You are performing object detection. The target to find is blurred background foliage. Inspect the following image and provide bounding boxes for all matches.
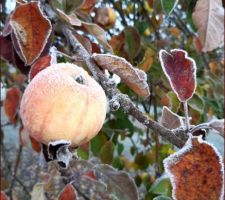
[1,0,224,199]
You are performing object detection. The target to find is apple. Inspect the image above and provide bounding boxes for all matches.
[20,63,107,147]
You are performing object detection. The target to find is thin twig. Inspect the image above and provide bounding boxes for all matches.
[62,25,188,148]
[183,101,190,131]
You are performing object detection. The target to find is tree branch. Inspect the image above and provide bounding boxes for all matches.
[61,25,188,148]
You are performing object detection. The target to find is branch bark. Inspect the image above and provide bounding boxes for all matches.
[61,25,188,148]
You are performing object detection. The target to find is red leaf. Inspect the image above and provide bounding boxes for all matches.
[159,49,196,102]
[0,36,14,63]
[0,191,9,200]
[4,86,21,124]
[30,136,41,153]
[10,2,52,65]
[29,55,52,80]
[58,184,77,200]
[164,137,224,200]
[83,170,97,180]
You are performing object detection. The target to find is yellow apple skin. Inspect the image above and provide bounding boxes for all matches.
[20,63,107,147]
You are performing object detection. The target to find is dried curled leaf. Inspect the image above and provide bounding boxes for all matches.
[92,54,150,97]
[160,106,183,129]
[4,86,21,124]
[10,2,52,65]
[159,49,196,102]
[192,0,224,52]
[164,136,224,200]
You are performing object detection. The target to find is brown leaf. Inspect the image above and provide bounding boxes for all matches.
[29,55,52,81]
[0,191,9,200]
[160,106,183,129]
[74,33,92,54]
[58,184,77,200]
[193,36,202,54]
[164,136,224,200]
[57,9,81,26]
[79,0,97,14]
[192,0,224,52]
[10,2,52,65]
[30,136,41,153]
[4,86,21,124]
[82,21,112,52]
[92,54,150,97]
[138,48,154,72]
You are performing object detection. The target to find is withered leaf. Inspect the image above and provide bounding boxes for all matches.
[160,106,183,129]
[94,164,138,200]
[10,2,52,65]
[82,21,112,52]
[4,86,21,124]
[57,9,81,26]
[92,53,150,97]
[159,49,196,102]
[164,136,224,200]
[192,0,224,52]
[58,184,78,200]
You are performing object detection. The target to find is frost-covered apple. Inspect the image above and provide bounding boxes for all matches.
[20,63,107,147]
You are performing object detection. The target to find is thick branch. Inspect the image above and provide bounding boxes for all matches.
[62,25,188,148]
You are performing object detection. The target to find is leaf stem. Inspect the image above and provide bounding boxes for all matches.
[183,101,190,131]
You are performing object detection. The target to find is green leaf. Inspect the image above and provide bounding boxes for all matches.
[153,195,172,200]
[99,141,115,164]
[117,143,124,155]
[134,152,151,170]
[51,0,83,13]
[161,0,179,15]
[150,176,172,196]
[188,94,204,113]
[167,91,180,113]
[91,132,107,156]
[124,27,141,59]
[77,146,89,160]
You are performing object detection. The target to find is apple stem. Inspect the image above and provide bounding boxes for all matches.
[183,101,190,131]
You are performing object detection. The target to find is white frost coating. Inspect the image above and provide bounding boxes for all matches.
[10,1,52,65]
[163,136,224,200]
[92,53,150,95]
[49,46,57,65]
[48,140,71,146]
[159,49,197,102]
